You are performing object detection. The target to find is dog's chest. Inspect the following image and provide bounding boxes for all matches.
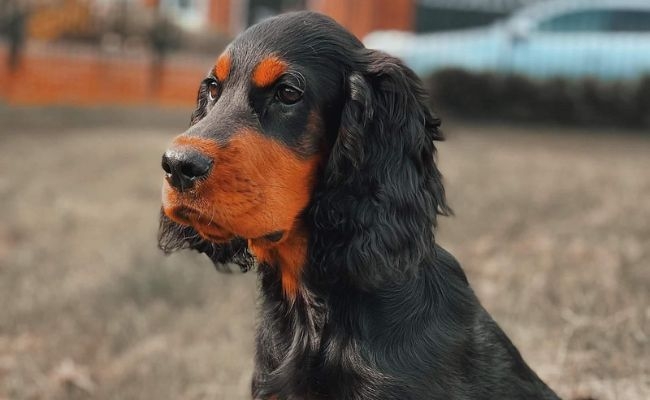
[256,293,386,399]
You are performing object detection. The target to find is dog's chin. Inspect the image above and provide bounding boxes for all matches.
[158,210,255,272]
[195,236,256,273]
[164,205,230,236]
[194,224,235,244]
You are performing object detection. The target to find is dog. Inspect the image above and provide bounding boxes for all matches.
[158,11,561,400]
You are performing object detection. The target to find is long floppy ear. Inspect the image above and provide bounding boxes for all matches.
[158,210,255,273]
[313,50,452,289]
[325,71,374,181]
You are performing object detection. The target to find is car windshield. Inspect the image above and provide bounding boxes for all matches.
[537,8,650,33]
[610,10,650,32]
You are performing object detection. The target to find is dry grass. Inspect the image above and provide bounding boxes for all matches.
[0,109,648,399]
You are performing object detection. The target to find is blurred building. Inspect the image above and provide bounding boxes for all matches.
[147,0,548,38]
[12,0,552,42]
[155,0,416,39]
[106,0,415,38]
[19,0,414,39]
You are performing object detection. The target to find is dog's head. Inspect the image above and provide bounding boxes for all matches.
[158,12,450,281]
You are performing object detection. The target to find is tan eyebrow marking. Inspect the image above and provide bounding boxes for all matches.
[214,52,231,82]
[252,56,288,88]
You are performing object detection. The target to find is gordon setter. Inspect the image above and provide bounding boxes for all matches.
[158,11,561,400]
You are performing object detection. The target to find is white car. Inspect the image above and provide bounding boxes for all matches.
[365,0,650,81]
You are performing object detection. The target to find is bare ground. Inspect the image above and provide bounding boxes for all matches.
[0,109,648,400]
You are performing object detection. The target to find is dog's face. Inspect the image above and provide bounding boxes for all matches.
[159,12,449,278]
[159,12,357,269]
[161,52,328,242]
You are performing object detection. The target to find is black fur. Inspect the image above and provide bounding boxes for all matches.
[159,11,561,400]
[158,211,253,272]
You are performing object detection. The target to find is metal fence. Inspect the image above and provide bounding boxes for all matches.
[2,0,649,127]
[0,0,231,106]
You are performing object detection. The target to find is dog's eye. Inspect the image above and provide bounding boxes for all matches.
[207,81,221,101]
[275,85,302,105]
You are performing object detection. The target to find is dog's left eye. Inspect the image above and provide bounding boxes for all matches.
[275,85,303,105]
[207,81,221,101]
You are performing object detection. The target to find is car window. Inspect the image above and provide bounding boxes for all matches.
[610,10,650,32]
[537,9,611,32]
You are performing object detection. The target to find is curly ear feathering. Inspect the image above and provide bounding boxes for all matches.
[310,49,452,291]
[157,11,561,400]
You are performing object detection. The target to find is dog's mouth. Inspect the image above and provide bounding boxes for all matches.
[161,175,264,243]
[166,205,235,243]
[158,210,255,273]
[164,204,287,245]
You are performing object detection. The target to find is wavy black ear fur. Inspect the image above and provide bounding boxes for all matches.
[158,210,255,272]
[310,49,452,290]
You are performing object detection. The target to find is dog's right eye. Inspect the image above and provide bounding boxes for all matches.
[275,84,303,105]
[207,81,221,101]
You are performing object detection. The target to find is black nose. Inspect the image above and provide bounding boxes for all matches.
[161,149,213,191]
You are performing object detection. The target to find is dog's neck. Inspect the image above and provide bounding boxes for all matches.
[247,167,441,301]
[248,223,309,299]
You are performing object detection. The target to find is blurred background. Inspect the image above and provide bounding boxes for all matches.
[0,0,648,399]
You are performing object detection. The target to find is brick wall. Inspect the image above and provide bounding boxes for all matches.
[208,0,232,33]
[0,46,208,106]
[0,0,416,106]
[310,0,414,39]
